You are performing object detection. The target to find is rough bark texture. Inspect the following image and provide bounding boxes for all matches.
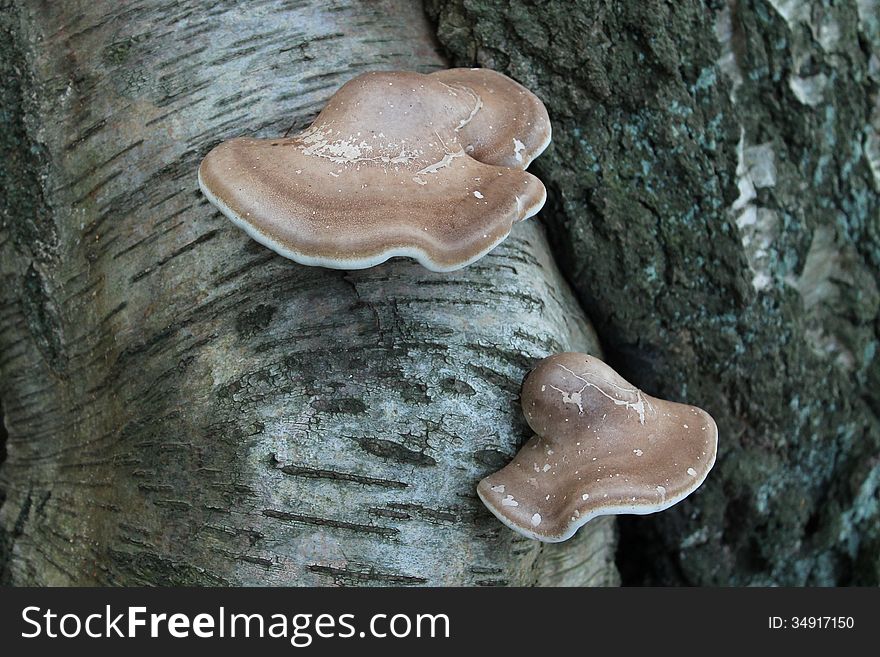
[0,0,619,586]
[428,0,880,585]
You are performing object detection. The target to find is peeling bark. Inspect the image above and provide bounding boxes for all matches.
[0,0,618,586]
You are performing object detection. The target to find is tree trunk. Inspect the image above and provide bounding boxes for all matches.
[429,0,880,585]
[0,0,618,585]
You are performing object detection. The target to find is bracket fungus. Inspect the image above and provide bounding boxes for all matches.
[477,353,718,542]
[198,68,551,271]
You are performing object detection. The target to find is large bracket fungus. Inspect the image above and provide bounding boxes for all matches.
[198,68,551,271]
[478,353,718,542]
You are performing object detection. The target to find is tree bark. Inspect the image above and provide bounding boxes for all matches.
[0,0,618,585]
[428,0,880,585]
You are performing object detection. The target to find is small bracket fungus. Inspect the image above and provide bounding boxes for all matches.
[477,353,718,542]
[198,68,551,271]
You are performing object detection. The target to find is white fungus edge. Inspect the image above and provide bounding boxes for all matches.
[199,169,546,273]
[518,122,552,169]
[476,413,718,543]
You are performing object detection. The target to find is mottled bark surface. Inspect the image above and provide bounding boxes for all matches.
[0,0,618,585]
[428,0,879,585]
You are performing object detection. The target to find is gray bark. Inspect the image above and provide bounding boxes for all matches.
[428,0,880,585]
[0,0,618,585]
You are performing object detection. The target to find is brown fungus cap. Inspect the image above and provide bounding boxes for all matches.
[198,69,550,271]
[430,68,551,168]
[477,352,718,542]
